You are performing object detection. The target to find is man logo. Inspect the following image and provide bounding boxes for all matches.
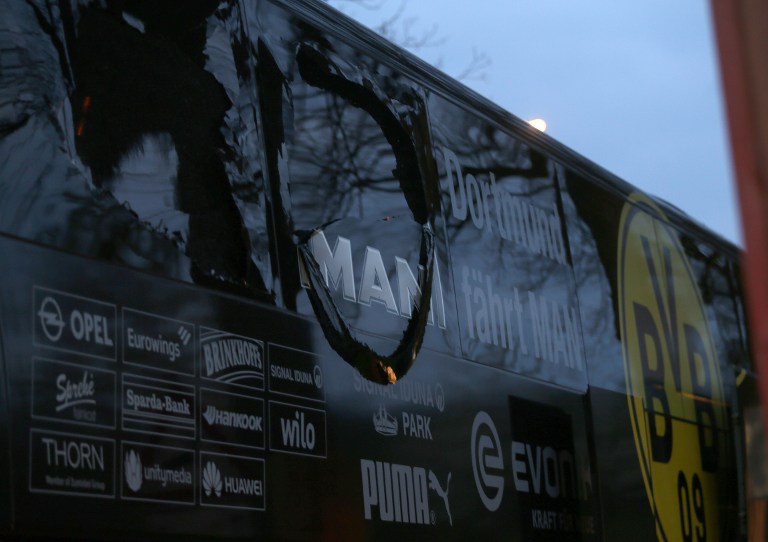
[124,449,143,492]
[470,411,504,511]
[202,461,222,497]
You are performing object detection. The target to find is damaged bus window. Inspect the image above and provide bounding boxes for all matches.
[256,34,441,383]
[1,0,273,298]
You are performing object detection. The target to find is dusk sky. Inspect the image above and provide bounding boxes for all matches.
[328,0,741,245]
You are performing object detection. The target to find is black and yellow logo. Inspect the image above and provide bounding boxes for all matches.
[618,193,727,541]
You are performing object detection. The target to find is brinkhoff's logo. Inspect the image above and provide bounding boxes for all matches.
[201,328,264,386]
[360,459,452,526]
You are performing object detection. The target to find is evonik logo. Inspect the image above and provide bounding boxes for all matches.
[471,411,504,511]
[360,459,452,526]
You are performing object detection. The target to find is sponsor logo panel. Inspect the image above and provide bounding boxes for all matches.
[31,358,116,428]
[121,442,195,505]
[200,327,264,390]
[122,374,195,439]
[372,404,433,440]
[470,411,504,512]
[268,401,326,458]
[360,458,453,527]
[268,344,324,402]
[199,452,265,510]
[33,287,116,360]
[200,388,265,449]
[508,398,593,540]
[122,308,195,375]
[352,370,446,413]
[29,429,115,498]
[469,409,594,539]
[618,194,729,542]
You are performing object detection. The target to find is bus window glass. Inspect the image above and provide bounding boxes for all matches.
[249,6,459,362]
[428,94,586,390]
[0,1,273,298]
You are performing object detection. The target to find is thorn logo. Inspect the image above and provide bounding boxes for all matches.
[124,450,143,492]
[428,471,453,526]
[202,461,222,497]
[313,365,323,389]
[177,326,191,346]
[38,296,65,342]
[471,411,504,512]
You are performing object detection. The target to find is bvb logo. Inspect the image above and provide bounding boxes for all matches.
[618,193,727,541]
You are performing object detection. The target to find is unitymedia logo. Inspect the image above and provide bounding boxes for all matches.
[124,450,143,492]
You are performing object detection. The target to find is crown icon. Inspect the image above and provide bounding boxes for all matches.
[373,405,398,436]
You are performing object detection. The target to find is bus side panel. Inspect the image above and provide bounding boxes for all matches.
[560,169,742,541]
[0,232,600,541]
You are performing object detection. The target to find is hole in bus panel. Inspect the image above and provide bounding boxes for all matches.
[256,33,448,383]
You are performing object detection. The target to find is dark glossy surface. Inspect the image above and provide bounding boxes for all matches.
[0,0,749,540]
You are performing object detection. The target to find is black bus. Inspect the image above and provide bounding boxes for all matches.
[0,0,754,540]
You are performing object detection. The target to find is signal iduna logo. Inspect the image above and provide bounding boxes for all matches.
[618,193,728,541]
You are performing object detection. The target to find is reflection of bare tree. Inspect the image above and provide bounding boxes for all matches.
[427,94,583,381]
[682,235,751,370]
[325,0,491,82]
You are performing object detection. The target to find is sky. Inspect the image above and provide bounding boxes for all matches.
[327,0,741,246]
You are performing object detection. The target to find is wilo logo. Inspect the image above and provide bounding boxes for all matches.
[280,410,316,451]
[470,411,504,512]
[360,459,453,526]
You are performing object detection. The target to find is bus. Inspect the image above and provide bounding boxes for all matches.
[0,0,755,539]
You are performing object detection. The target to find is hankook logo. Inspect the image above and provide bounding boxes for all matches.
[470,411,504,511]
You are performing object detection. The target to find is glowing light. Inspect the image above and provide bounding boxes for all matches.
[528,118,547,132]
